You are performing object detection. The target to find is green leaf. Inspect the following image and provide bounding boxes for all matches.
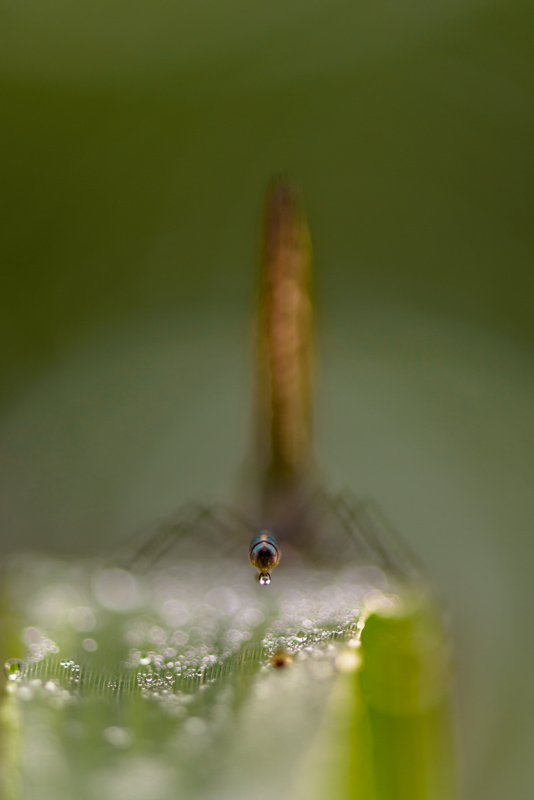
[1,549,456,800]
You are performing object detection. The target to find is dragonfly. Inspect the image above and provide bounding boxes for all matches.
[131,179,418,586]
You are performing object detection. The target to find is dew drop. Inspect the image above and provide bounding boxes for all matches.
[103,726,132,749]
[4,658,23,681]
[335,650,361,674]
[259,572,271,586]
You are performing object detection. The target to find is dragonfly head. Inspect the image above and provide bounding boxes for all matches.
[249,531,281,585]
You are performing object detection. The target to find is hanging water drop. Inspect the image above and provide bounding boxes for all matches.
[4,658,24,681]
[259,572,271,586]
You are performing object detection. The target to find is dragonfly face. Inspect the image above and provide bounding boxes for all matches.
[248,532,281,585]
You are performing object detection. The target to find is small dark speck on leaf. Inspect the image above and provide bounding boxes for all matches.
[270,649,294,669]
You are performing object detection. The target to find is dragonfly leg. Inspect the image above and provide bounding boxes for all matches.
[300,487,421,581]
[331,490,421,581]
[126,502,258,573]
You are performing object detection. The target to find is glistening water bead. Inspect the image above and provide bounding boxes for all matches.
[4,658,24,681]
[249,532,281,585]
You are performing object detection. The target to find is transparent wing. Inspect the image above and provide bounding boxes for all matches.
[307,489,422,582]
[122,490,421,584]
[124,502,256,573]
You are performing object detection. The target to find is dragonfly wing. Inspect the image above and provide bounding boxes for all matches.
[125,503,256,573]
[300,488,422,582]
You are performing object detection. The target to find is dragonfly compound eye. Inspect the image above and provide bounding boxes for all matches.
[249,532,281,584]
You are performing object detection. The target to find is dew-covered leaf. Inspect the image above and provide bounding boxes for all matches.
[1,516,455,800]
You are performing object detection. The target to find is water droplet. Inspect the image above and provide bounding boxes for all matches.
[17,686,33,701]
[103,726,133,749]
[92,568,141,611]
[335,650,361,674]
[259,572,271,586]
[4,658,23,681]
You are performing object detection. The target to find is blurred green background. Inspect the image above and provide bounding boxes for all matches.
[1,1,533,797]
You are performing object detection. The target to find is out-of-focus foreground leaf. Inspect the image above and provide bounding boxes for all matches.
[0,549,455,800]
